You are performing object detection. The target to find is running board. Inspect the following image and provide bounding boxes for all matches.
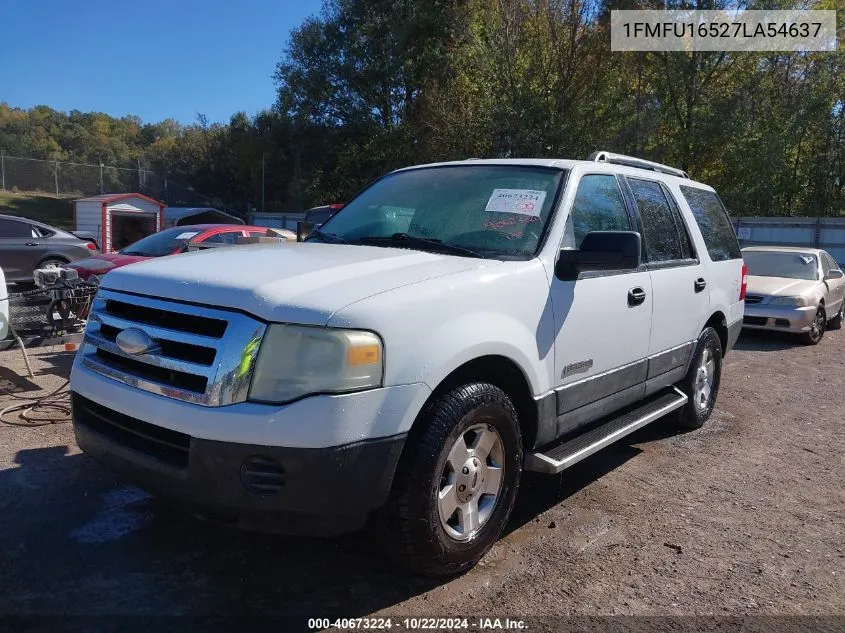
[524,388,688,474]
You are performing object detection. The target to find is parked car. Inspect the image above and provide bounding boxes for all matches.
[0,214,97,283]
[741,246,845,344]
[297,203,344,240]
[70,152,745,576]
[66,224,271,281]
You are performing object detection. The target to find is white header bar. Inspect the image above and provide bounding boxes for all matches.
[611,10,837,52]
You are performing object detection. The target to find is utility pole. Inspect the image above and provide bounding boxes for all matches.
[99,163,104,194]
[54,160,59,195]
[261,152,266,213]
[138,157,142,191]
[1,149,5,191]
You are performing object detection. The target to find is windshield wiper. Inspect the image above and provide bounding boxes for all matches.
[357,233,484,258]
[308,228,350,244]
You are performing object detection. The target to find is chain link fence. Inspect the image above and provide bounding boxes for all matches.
[0,152,228,211]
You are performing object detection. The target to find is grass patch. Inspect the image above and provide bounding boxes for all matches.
[0,190,76,230]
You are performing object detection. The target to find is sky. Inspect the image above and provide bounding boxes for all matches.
[0,0,323,124]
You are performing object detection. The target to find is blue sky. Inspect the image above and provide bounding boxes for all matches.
[0,0,322,124]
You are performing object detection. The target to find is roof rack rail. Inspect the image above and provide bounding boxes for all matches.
[588,151,689,179]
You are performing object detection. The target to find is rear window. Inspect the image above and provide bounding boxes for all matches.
[679,186,741,261]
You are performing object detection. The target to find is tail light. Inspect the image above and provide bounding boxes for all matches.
[739,263,748,301]
[85,241,97,251]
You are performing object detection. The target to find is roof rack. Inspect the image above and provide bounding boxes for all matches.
[588,151,689,179]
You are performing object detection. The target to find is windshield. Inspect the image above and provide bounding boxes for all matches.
[120,227,200,257]
[744,251,819,281]
[313,165,565,258]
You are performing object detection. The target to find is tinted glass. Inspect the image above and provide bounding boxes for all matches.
[744,251,818,281]
[120,227,199,256]
[562,174,630,248]
[680,186,741,261]
[249,231,267,237]
[663,187,695,259]
[306,208,334,225]
[628,178,683,262]
[320,166,565,258]
[203,231,242,244]
[0,218,33,238]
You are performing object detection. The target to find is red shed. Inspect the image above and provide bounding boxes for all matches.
[74,193,165,253]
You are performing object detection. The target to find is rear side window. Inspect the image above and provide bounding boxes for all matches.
[202,231,242,245]
[627,178,684,262]
[0,218,33,238]
[680,186,741,261]
[562,174,630,248]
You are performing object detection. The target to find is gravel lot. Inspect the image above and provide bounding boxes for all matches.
[1,328,843,625]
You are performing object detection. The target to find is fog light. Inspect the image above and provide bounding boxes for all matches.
[240,456,286,496]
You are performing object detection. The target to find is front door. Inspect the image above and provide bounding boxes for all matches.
[0,217,40,282]
[550,173,653,437]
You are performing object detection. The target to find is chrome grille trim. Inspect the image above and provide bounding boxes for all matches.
[81,289,267,406]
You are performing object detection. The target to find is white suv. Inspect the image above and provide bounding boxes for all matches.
[70,152,746,576]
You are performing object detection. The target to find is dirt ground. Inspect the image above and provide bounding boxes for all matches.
[0,327,843,626]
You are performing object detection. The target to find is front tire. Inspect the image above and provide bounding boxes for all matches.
[801,306,826,345]
[376,383,523,577]
[674,327,723,430]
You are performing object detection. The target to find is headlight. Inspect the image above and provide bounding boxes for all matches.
[248,325,383,403]
[770,296,807,307]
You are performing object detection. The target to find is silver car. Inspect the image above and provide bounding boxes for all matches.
[742,246,845,344]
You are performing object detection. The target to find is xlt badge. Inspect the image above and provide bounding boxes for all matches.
[563,359,593,377]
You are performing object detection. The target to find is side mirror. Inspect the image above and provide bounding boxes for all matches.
[297,221,315,242]
[555,231,642,281]
[824,269,843,280]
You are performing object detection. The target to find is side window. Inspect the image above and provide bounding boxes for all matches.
[827,254,841,272]
[627,178,684,262]
[662,185,695,260]
[0,218,34,238]
[822,254,831,275]
[249,230,268,238]
[679,186,742,261]
[562,174,630,248]
[202,231,242,245]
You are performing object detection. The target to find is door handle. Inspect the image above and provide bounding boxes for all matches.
[628,287,646,307]
[694,278,707,292]
[25,242,40,246]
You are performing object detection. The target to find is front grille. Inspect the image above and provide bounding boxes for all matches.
[744,295,764,305]
[80,289,266,406]
[73,393,190,469]
[104,298,227,337]
[743,316,768,326]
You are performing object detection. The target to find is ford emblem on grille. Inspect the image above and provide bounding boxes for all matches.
[115,328,154,356]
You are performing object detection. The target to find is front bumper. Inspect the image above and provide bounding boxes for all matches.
[72,392,406,535]
[742,303,817,334]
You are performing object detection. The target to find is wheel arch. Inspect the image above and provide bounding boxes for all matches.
[703,311,728,354]
[409,354,539,451]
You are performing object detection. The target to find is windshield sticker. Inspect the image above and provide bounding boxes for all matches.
[800,256,814,264]
[175,231,199,240]
[485,189,547,216]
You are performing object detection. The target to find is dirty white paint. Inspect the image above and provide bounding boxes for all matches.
[71,486,152,544]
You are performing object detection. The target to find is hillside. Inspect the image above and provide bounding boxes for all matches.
[0,191,76,229]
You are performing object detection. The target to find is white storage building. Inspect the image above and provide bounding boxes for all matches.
[74,193,165,253]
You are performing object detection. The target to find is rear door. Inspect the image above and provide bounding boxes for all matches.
[0,217,42,282]
[621,176,706,393]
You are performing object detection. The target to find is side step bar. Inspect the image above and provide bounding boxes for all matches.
[524,388,688,474]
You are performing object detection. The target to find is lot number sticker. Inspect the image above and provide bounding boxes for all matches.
[485,189,547,216]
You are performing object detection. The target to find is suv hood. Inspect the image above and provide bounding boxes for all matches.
[746,275,819,297]
[100,242,498,324]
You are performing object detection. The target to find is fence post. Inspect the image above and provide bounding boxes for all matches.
[54,160,59,195]
[0,149,5,191]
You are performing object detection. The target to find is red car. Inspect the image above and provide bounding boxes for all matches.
[67,224,270,281]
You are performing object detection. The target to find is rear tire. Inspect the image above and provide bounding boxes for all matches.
[673,327,722,430]
[376,383,523,577]
[801,306,826,344]
[828,302,844,331]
